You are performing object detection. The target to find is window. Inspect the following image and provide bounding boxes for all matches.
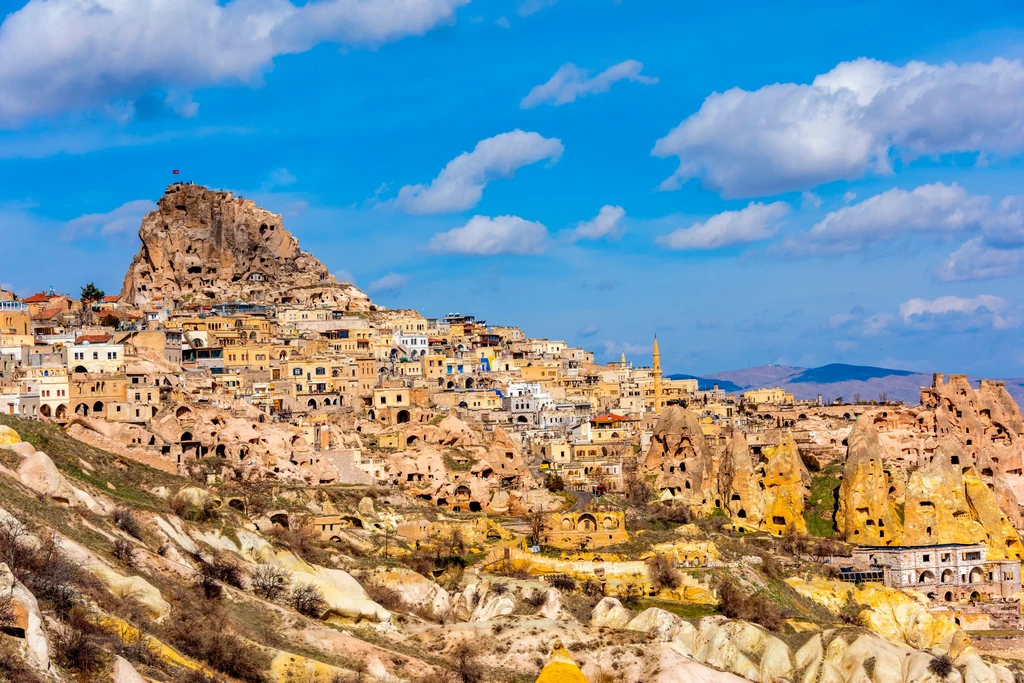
[293,368,302,376]
[922,555,930,562]
[92,352,98,360]
[315,367,326,376]
[296,384,302,392]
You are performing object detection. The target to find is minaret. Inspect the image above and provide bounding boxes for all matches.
[620,352,627,369]
[652,335,663,413]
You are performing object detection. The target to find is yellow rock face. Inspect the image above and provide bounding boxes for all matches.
[963,467,1024,560]
[786,577,963,653]
[837,419,903,546]
[535,643,589,683]
[270,652,346,682]
[759,432,808,536]
[719,429,765,528]
[899,438,1022,557]
[0,425,21,447]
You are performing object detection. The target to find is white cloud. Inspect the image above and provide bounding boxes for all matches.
[899,294,1020,331]
[266,168,297,188]
[652,57,1024,198]
[367,273,409,294]
[428,215,550,255]
[62,199,156,240]
[938,238,1024,282]
[843,191,857,203]
[577,323,599,337]
[657,201,789,250]
[333,270,356,285]
[516,0,558,16]
[393,130,563,214]
[0,0,468,126]
[800,192,823,209]
[572,205,625,241]
[794,182,988,253]
[494,16,510,28]
[521,60,658,108]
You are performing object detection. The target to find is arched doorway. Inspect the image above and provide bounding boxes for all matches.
[75,403,89,416]
[465,377,475,389]
[39,404,51,417]
[919,570,935,583]
[92,401,104,414]
[969,567,984,584]
[396,410,410,424]
[55,404,68,420]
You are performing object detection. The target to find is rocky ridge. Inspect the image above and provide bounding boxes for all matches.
[119,183,372,310]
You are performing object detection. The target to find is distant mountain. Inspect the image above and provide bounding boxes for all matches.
[674,363,1024,407]
[667,374,743,393]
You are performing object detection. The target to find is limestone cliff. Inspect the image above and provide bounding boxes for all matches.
[902,439,994,549]
[758,431,809,535]
[718,429,765,528]
[643,404,717,512]
[119,183,372,310]
[837,418,903,546]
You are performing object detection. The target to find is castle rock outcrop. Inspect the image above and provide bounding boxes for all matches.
[120,183,371,310]
[719,429,765,529]
[757,432,809,535]
[643,404,718,512]
[837,418,904,546]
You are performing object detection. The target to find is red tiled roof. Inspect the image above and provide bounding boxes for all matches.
[35,307,63,321]
[23,293,49,303]
[102,295,120,302]
[592,412,631,424]
[74,334,111,344]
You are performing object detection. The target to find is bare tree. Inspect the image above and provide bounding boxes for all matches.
[250,564,288,601]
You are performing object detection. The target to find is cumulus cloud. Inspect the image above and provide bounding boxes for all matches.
[900,294,1020,331]
[0,0,468,126]
[938,238,1024,282]
[790,182,988,253]
[521,60,658,108]
[652,57,1024,198]
[367,273,409,295]
[393,130,563,214]
[657,201,789,250]
[428,215,550,255]
[831,296,1021,337]
[62,199,156,240]
[571,205,625,241]
[577,323,599,337]
[801,192,823,209]
[333,270,356,285]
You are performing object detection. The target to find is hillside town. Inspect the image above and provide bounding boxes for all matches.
[2,184,1024,683]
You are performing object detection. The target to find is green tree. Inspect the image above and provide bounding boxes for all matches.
[80,283,105,302]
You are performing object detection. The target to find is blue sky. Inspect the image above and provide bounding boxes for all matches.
[3,0,1024,377]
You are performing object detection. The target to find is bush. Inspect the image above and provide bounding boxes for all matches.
[269,517,328,565]
[928,655,954,680]
[0,639,44,682]
[27,533,82,619]
[717,578,785,631]
[112,538,138,567]
[113,507,144,539]
[548,575,576,593]
[364,581,405,612]
[162,594,270,682]
[291,582,327,618]
[647,554,681,591]
[449,641,484,683]
[52,607,103,674]
[0,594,14,631]
[760,555,785,581]
[250,564,288,602]
[544,474,565,493]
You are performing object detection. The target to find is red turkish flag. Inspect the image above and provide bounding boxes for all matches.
[172,169,180,175]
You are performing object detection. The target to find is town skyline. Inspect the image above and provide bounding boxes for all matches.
[3,0,1024,376]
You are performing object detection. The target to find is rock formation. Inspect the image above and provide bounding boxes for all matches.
[757,432,809,535]
[837,418,903,545]
[718,428,765,528]
[643,404,718,511]
[900,438,1023,558]
[119,183,372,310]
